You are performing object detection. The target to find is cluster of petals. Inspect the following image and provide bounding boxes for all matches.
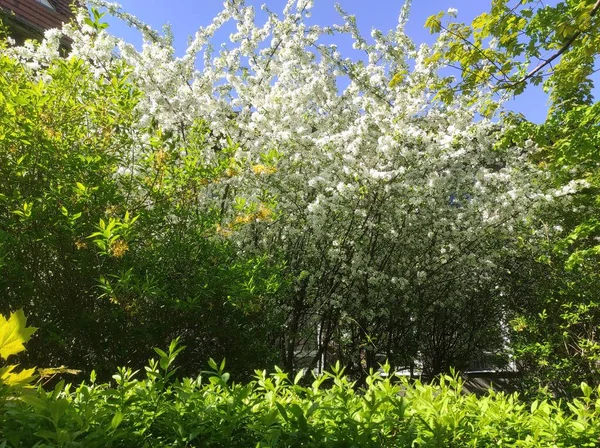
[5,0,573,352]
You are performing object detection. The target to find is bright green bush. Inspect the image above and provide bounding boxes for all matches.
[0,51,284,380]
[1,339,599,447]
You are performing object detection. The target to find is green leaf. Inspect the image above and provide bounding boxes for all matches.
[208,358,218,371]
[581,382,592,398]
[111,410,124,430]
[275,402,289,422]
[49,398,69,425]
[289,403,308,430]
[154,347,168,359]
[294,369,305,385]
[20,394,48,410]
[425,12,444,34]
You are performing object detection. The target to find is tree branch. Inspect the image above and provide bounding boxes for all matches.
[502,0,600,89]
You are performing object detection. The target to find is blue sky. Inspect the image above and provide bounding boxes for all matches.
[104,1,550,123]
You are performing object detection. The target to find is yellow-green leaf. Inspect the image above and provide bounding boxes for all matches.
[0,366,36,387]
[0,309,37,360]
[389,69,407,88]
[38,366,82,378]
[425,12,444,34]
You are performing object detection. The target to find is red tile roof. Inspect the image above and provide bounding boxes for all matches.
[0,0,75,34]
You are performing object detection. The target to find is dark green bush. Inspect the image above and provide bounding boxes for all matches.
[0,51,284,380]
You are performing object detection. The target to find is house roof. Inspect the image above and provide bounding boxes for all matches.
[0,0,75,36]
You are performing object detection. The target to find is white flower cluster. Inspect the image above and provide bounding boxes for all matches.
[5,0,563,369]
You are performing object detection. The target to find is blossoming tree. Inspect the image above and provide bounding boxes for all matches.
[1,0,565,377]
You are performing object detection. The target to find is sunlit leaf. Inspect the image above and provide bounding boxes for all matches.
[0,309,37,360]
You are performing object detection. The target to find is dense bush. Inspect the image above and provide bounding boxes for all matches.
[1,334,600,447]
[1,309,598,447]
[0,45,284,380]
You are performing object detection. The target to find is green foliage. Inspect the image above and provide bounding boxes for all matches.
[0,341,599,447]
[5,0,600,409]
[505,248,600,397]
[423,0,600,396]
[423,0,600,111]
[0,50,283,380]
[84,8,110,33]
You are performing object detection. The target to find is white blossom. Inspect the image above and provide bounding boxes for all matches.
[5,0,566,367]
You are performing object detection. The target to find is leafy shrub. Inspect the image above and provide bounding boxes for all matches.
[0,48,284,380]
[1,337,599,447]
